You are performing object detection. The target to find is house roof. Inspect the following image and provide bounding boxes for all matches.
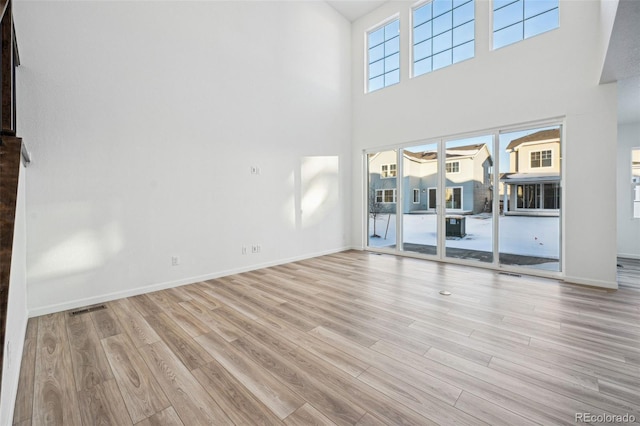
[404,143,488,162]
[505,128,560,151]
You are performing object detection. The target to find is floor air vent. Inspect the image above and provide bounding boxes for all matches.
[69,304,107,316]
[498,272,522,278]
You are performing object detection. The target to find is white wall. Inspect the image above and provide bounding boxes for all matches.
[14,1,352,315]
[351,0,618,288]
[617,122,640,258]
[1,162,28,425]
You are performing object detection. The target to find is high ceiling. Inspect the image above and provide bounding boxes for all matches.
[327,0,638,124]
[326,1,387,22]
[601,0,640,124]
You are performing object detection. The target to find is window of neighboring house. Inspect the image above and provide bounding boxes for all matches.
[493,0,559,50]
[428,188,437,209]
[376,189,397,203]
[445,187,462,209]
[633,147,640,218]
[368,19,400,92]
[516,183,559,209]
[445,161,460,173]
[413,0,475,77]
[413,189,420,204]
[634,183,640,219]
[530,150,552,168]
[381,163,397,178]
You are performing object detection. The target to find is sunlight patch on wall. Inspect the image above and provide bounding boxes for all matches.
[301,156,339,228]
[29,221,124,282]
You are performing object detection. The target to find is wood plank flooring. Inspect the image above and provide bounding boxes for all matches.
[13,251,640,425]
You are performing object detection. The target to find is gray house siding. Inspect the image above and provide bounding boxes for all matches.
[369,172,397,214]
[403,176,425,212]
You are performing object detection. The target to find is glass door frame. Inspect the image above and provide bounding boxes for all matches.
[363,118,564,279]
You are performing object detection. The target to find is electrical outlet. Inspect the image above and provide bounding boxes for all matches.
[171,256,180,266]
[251,245,261,254]
[250,166,260,175]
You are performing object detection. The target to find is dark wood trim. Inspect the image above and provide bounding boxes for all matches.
[0,0,8,24]
[0,136,22,389]
[1,1,14,134]
[12,23,18,66]
[0,0,19,400]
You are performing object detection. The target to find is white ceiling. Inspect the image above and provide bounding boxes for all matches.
[326,0,388,22]
[601,0,640,84]
[601,0,640,124]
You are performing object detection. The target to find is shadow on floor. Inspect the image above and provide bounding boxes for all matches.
[392,243,559,266]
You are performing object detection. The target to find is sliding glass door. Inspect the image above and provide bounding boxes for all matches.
[367,150,397,249]
[498,126,562,271]
[401,143,439,256]
[365,122,562,276]
[444,135,494,263]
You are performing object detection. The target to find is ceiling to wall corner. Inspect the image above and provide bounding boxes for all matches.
[600,0,640,124]
[326,0,388,22]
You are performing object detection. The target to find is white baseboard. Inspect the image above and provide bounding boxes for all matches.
[0,314,28,426]
[563,275,618,290]
[28,247,353,317]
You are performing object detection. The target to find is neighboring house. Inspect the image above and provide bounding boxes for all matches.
[368,144,493,214]
[368,150,399,214]
[633,148,640,218]
[500,129,561,216]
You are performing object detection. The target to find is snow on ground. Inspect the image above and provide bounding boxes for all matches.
[368,214,559,258]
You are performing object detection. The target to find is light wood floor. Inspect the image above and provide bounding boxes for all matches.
[12,251,640,425]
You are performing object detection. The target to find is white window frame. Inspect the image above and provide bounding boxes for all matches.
[530,150,552,168]
[366,17,401,93]
[381,163,397,178]
[445,186,463,210]
[516,182,560,210]
[492,0,559,50]
[413,188,420,204]
[376,188,397,203]
[445,161,460,173]
[363,118,564,280]
[633,147,640,218]
[411,0,475,78]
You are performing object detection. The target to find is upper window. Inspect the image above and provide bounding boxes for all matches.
[381,163,397,178]
[530,150,552,168]
[413,0,475,77]
[368,19,400,92]
[446,161,460,173]
[493,0,559,49]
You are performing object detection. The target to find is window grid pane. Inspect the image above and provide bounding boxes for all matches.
[413,0,475,78]
[493,0,558,49]
[368,19,400,92]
